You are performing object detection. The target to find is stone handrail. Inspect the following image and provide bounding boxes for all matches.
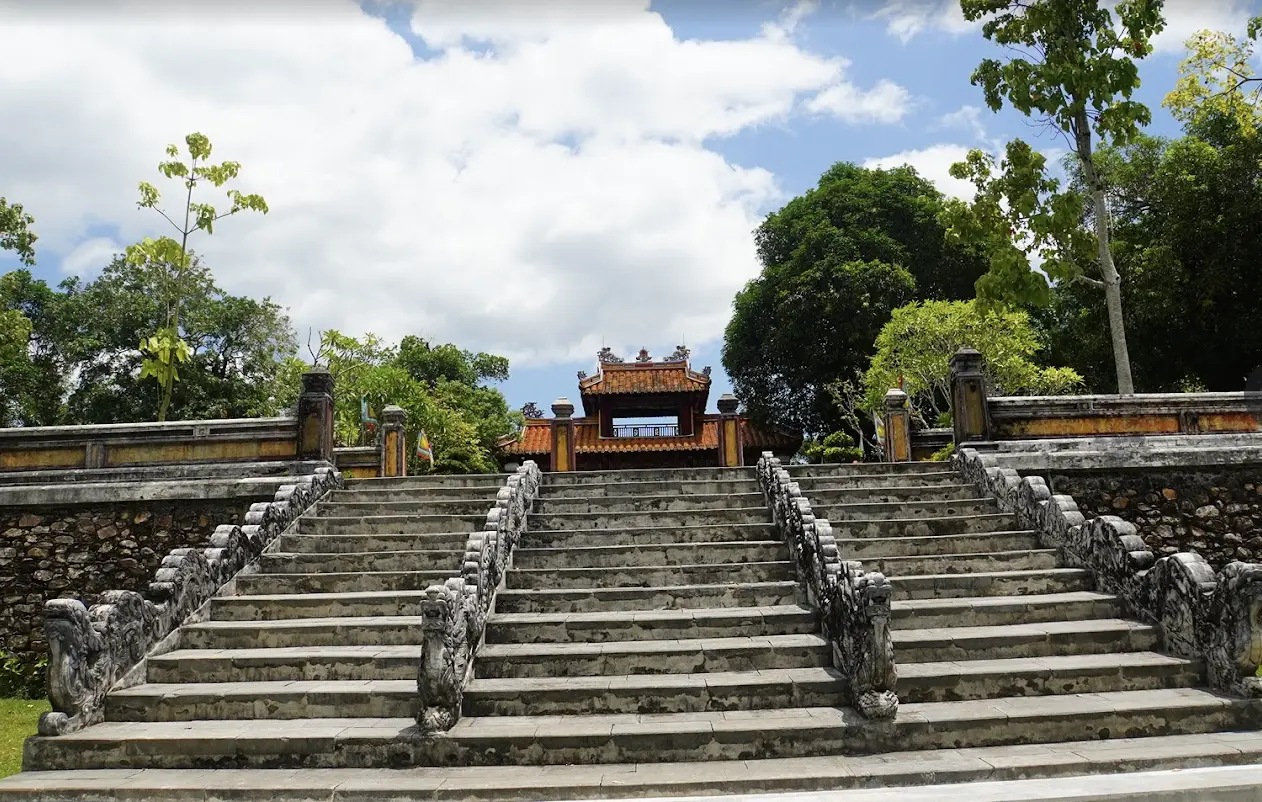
[955,446,1262,698]
[39,466,344,736]
[416,460,542,731]
[756,452,897,719]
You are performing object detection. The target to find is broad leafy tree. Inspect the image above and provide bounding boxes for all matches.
[0,198,37,266]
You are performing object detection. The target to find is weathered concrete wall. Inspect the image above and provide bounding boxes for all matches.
[0,497,257,669]
[1047,467,1262,569]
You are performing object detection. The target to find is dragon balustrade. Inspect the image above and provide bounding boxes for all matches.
[955,446,1262,699]
[39,466,343,736]
[416,460,542,732]
[756,452,897,719]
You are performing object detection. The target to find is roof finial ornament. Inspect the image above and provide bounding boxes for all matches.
[636,348,652,362]
[597,346,623,365]
[664,344,690,363]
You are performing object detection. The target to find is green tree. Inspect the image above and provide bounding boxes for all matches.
[722,162,987,435]
[1164,25,1262,131]
[0,198,37,266]
[861,300,1084,427]
[946,0,1167,395]
[132,132,268,421]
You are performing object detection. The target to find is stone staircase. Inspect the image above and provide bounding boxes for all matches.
[7,462,1262,800]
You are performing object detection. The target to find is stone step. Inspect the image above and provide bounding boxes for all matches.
[793,471,967,490]
[899,652,1205,703]
[317,499,493,517]
[276,532,469,554]
[235,570,450,595]
[147,645,420,683]
[107,679,417,722]
[866,549,1061,577]
[836,530,1042,559]
[14,739,1262,799]
[787,462,952,478]
[894,618,1158,663]
[889,568,1095,601]
[804,483,984,504]
[257,550,459,574]
[346,473,509,489]
[541,478,761,499]
[828,513,1019,538]
[463,667,846,716]
[533,492,766,513]
[28,689,1259,769]
[330,486,503,502]
[814,498,999,521]
[474,633,833,678]
[484,605,818,644]
[495,580,803,613]
[512,540,788,570]
[180,616,423,650]
[298,513,485,535]
[210,590,433,621]
[889,591,1123,629]
[521,522,778,548]
[543,466,756,486]
[505,560,797,590]
[529,507,770,531]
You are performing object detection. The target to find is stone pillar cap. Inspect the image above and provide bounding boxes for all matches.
[301,368,335,393]
[382,405,406,422]
[551,397,575,418]
[717,393,739,414]
[884,388,909,408]
[950,346,983,366]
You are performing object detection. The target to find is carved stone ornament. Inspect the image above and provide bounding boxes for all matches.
[756,452,897,719]
[663,345,690,363]
[40,467,344,736]
[416,460,542,732]
[597,347,623,364]
[635,348,652,362]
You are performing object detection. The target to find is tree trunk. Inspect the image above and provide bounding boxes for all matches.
[1074,111,1135,395]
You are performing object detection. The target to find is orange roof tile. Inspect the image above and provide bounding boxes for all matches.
[498,416,801,456]
[579,363,710,396]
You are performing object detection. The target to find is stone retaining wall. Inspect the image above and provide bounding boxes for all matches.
[1047,467,1262,569]
[0,499,254,670]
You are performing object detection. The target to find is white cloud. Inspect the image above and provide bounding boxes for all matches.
[0,0,909,366]
[1149,0,1253,54]
[61,237,123,278]
[863,144,978,200]
[873,0,979,43]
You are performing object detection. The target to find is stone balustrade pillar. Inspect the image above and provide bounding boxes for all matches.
[297,369,335,462]
[549,398,576,472]
[950,346,990,445]
[716,393,743,467]
[883,389,912,463]
[381,405,406,478]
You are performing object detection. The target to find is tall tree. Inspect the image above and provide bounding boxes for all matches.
[0,198,38,266]
[949,0,1167,395]
[132,132,268,420]
[722,162,987,435]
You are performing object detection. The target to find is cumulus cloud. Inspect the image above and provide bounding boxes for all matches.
[863,144,978,200]
[1149,0,1253,54]
[0,0,914,366]
[873,0,978,43]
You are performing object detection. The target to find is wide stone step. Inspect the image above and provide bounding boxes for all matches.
[522,522,778,548]
[484,605,817,644]
[474,633,832,678]
[541,478,761,499]
[890,591,1123,629]
[894,618,1159,663]
[147,645,420,683]
[512,540,788,570]
[900,652,1205,703]
[793,471,967,490]
[866,549,1060,576]
[787,462,952,478]
[533,492,766,513]
[330,486,503,503]
[257,550,459,574]
[15,738,1262,798]
[889,568,1095,600]
[210,590,433,621]
[317,499,492,516]
[828,513,1018,538]
[495,580,803,613]
[180,616,423,649]
[805,483,984,504]
[836,530,1042,559]
[529,508,770,531]
[544,467,756,486]
[463,667,845,716]
[107,679,417,722]
[505,561,796,590]
[298,513,485,535]
[275,532,469,554]
[814,498,998,521]
[235,570,450,595]
[346,473,509,490]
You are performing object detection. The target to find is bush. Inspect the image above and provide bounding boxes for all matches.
[928,442,956,462]
[0,654,45,700]
[801,431,864,464]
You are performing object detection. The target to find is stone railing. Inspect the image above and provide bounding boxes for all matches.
[39,466,343,736]
[955,446,1262,699]
[416,460,542,731]
[756,452,897,719]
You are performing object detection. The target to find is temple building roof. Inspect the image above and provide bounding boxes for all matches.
[578,346,711,397]
[499,417,799,456]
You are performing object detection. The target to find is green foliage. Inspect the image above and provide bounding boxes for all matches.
[862,300,1084,426]
[928,442,956,462]
[1165,28,1262,131]
[800,430,864,464]
[0,653,46,700]
[0,198,37,266]
[723,161,986,435]
[138,326,192,390]
[0,697,49,780]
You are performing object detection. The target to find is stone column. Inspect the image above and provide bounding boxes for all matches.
[381,405,406,478]
[950,346,990,445]
[549,398,576,472]
[297,369,335,462]
[883,389,912,463]
[716,393,743,467]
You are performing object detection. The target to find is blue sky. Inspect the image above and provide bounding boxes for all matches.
[0,0,1254,417]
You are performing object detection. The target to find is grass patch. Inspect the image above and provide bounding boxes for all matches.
[0,698,48,779]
